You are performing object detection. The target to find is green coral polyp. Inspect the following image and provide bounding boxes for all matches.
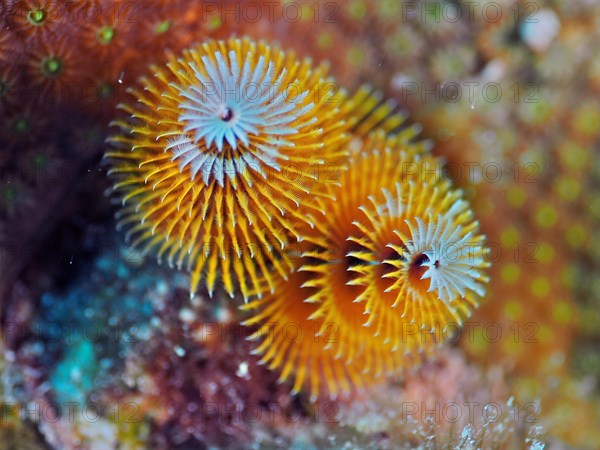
[41,56,63,77]
[154,21,171,34]
[3,186,18,202]
[98,83,114,99]
[27,9,47,26]
[97,26,115,45]
[13,118,29,133]
[33,154,47,169]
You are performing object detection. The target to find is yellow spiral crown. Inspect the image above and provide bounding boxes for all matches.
[106,37,399,300]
